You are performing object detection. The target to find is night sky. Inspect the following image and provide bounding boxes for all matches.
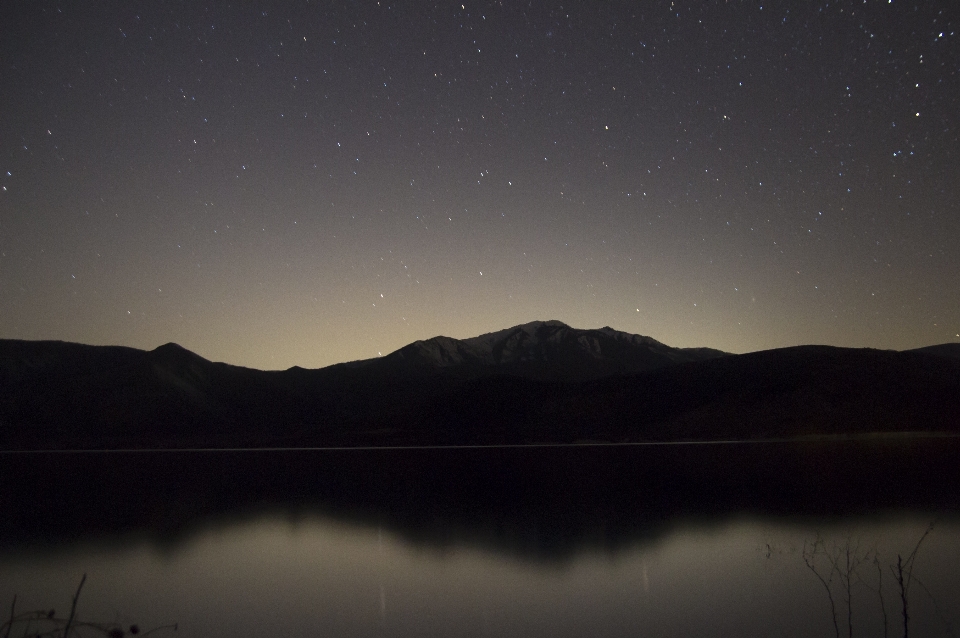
[2,1,958,370]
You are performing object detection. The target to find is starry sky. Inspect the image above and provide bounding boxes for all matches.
[1,1,958,370]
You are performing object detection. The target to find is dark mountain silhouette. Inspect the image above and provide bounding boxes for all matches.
[908,343,960,360]
[1,321,959,449]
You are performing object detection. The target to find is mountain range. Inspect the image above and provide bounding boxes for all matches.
[2,321,959,449]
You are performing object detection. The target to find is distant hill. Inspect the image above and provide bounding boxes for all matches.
[908,343,960,360]
[1,323,959,449]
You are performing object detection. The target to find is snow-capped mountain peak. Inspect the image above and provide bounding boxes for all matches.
[379,320,726,380]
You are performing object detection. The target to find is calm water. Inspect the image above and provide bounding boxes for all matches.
[2,441,959,637]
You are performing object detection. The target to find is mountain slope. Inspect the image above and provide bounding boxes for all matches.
[1,326,959,449]
[366,320,727,380]
[908,343,960,360]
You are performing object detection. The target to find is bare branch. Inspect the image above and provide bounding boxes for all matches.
[1,595,14,638]
[912,574,956,638]
[63,574,86,638]
[804,538,841,638]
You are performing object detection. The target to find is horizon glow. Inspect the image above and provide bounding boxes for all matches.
[1,2,957,369]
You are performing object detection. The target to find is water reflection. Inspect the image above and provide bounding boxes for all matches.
[3,514,957,637]
[2,442,959,636]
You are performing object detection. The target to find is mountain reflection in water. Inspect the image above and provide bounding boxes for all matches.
[2,441,959,637]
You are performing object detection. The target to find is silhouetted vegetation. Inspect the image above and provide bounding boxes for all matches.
[803,523,954,638]
[1,575,176,638]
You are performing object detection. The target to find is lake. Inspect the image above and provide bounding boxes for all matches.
[2,440,959,637]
